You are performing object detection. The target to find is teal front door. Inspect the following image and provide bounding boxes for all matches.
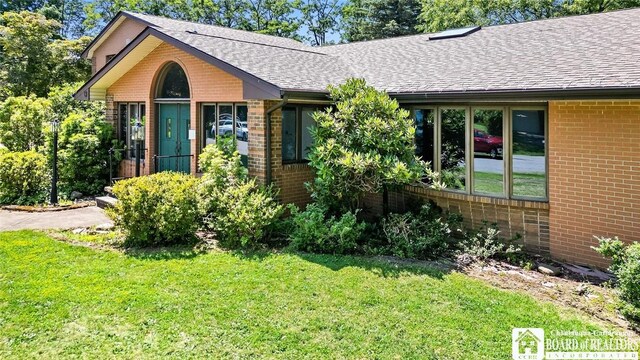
[157,103,191,173]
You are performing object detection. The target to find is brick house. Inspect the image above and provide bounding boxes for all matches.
[75,9,640,267]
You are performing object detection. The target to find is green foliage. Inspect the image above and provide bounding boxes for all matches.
[244,0,302,38]
[417,0,640,33]
[593,236,640,322]
[48,82,105,121]
[51,111,114,196]
[300,0,342,45]
[0,11,90,99]
[378,202,460,259]
[108,172,200,246]
[342,0,422,41]
[0,150,50,205]
[201,178,285,249]
[198,140,284,249]
[308,78,438,212]
[0,95,50,152]
[85,0,303,39]
[288,203,366,254]
[459,222,521,261]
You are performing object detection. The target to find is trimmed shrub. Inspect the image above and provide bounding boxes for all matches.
[593,237,640,322]
[0,150,50,205]
[52,112,114,196]
[108,172,199,246]
[288,203,366,254]
[198,140,284,249]
[200,178,284,249]
[378,202,460,259]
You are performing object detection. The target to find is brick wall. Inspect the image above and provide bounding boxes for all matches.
[385,187,551,254]
[549,100,640,267]
[93,19,146,73]
[268,106,314,207]
[107,41,244,174]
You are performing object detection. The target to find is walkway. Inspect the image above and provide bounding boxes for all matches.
[0,206,112,231]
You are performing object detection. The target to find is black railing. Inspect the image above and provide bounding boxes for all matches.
[153,154,193,174]
[108,147,148,185]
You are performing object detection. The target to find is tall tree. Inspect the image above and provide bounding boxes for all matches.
[244,0,301,38]
[1,0,87,38]
[83,0,193,33]
[191,0,249,28]
[418,0,640,33]
[300,0,342,45]
[342,0,422,42]
[0,11,91,99]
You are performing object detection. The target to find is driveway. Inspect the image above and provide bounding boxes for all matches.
[0,206,112,231]
[474,155,545,174]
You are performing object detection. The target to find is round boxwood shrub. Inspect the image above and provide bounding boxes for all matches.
[0,150,50,205]
[108,172,199,246]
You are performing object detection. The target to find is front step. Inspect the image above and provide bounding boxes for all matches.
[104,186,115,197]
[96,196,118,209]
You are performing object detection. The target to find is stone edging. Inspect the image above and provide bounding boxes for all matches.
[0,201,95,213]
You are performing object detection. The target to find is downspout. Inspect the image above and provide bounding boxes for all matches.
[265,95,289,185]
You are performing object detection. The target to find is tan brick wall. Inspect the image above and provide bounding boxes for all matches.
[93,19,147,73]
[549,100,640,267]
[386,187,551,254]
[106,41,244,174]
[268,106,313,207]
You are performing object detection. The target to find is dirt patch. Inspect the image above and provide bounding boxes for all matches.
[460,259,637,335]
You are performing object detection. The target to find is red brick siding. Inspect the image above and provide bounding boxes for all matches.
[93,19,146,73]
[548,100,640,267]
[106,41,244,174]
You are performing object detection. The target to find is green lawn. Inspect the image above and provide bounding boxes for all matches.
[474,171,546,197]
[0,231,616,359]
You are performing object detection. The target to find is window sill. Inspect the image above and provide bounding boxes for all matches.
[282,162,311,170]
[404,184,549,209]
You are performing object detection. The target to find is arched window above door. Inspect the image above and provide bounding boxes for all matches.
[156,62,190,99]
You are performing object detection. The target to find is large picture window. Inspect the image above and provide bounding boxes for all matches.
[281,105,321,163]
[117,102,145,159]
[412,105,547,200]
[200,102,249,165]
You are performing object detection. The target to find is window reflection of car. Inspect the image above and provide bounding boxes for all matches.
[213,114,248,141]
[236,121,248,141]
[474,129,503,159]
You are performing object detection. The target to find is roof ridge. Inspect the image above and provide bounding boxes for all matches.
[122,11,307,47]
[177,29,328,55]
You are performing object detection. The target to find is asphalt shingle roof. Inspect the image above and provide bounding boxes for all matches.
[124,9,640,95]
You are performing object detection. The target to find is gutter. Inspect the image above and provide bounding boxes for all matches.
[265,96,289,185]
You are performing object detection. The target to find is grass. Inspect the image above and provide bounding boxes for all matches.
[0,231,620,359]
[474,171,545,197]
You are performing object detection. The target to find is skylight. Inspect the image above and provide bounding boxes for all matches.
[429,26,481,40]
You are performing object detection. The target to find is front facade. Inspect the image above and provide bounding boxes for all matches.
[76,10,640,268]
